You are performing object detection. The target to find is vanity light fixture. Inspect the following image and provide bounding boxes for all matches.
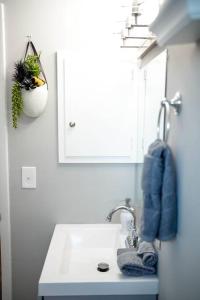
[121,0,155,48]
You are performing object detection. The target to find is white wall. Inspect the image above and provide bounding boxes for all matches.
[3,0,141,299]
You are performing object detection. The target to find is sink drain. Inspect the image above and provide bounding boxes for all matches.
[97,262,109,272]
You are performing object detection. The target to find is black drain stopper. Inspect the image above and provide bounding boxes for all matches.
[97,262,109,272]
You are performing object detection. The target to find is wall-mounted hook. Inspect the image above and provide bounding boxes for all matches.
[157,92,182,142]
[26,35,32,42]
[169,92,182,115]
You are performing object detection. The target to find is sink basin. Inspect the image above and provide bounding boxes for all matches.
[39,224,158,297]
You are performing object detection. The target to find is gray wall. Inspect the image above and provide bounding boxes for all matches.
[159,44,200,300]
[3,1,141,299]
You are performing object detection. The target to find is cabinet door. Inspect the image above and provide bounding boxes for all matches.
[143,50,167,154]
[57,51,138,163]
[137,50,167,161]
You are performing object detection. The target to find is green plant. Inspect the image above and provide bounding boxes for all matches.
[11,54,44,128]
[11,81,23,128]
[13,60,36,90]
[24,54,40,77]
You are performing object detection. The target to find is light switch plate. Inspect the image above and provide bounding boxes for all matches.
[22,167,36,189]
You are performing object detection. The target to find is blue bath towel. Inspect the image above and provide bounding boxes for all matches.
[141,139,177,242]
[137,241,158,267]
[117,248,156,276]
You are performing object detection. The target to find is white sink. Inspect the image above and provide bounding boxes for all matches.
[39,224,158,297]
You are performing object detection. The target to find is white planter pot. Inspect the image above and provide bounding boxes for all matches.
[22,84,48,118]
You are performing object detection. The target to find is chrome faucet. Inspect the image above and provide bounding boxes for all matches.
[106,199,138,249]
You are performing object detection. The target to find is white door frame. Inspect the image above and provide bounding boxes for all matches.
[0,3,12,300]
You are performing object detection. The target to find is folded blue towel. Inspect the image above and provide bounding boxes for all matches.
[117,248,156,276]
[141,139,177,242]
[137,241,158,267]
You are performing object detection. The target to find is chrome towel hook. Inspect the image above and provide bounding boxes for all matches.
[169,92,182,115]
[157,100,170,142]
[157,92,182,142]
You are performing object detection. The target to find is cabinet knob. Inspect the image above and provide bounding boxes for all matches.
[69,122,76,128]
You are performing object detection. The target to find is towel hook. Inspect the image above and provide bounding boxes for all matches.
[157,100,170,142]
[157,92,182,142]
[168,92,182,115]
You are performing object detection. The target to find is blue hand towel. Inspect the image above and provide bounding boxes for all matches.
[141,139,177,242]
[117,248,156,276]
[137,241,158,267]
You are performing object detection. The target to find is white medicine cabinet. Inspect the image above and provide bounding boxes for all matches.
[57,50,167,164]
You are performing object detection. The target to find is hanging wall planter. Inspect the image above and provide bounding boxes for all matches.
[11,40,48,128]
[22,83,48,117]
